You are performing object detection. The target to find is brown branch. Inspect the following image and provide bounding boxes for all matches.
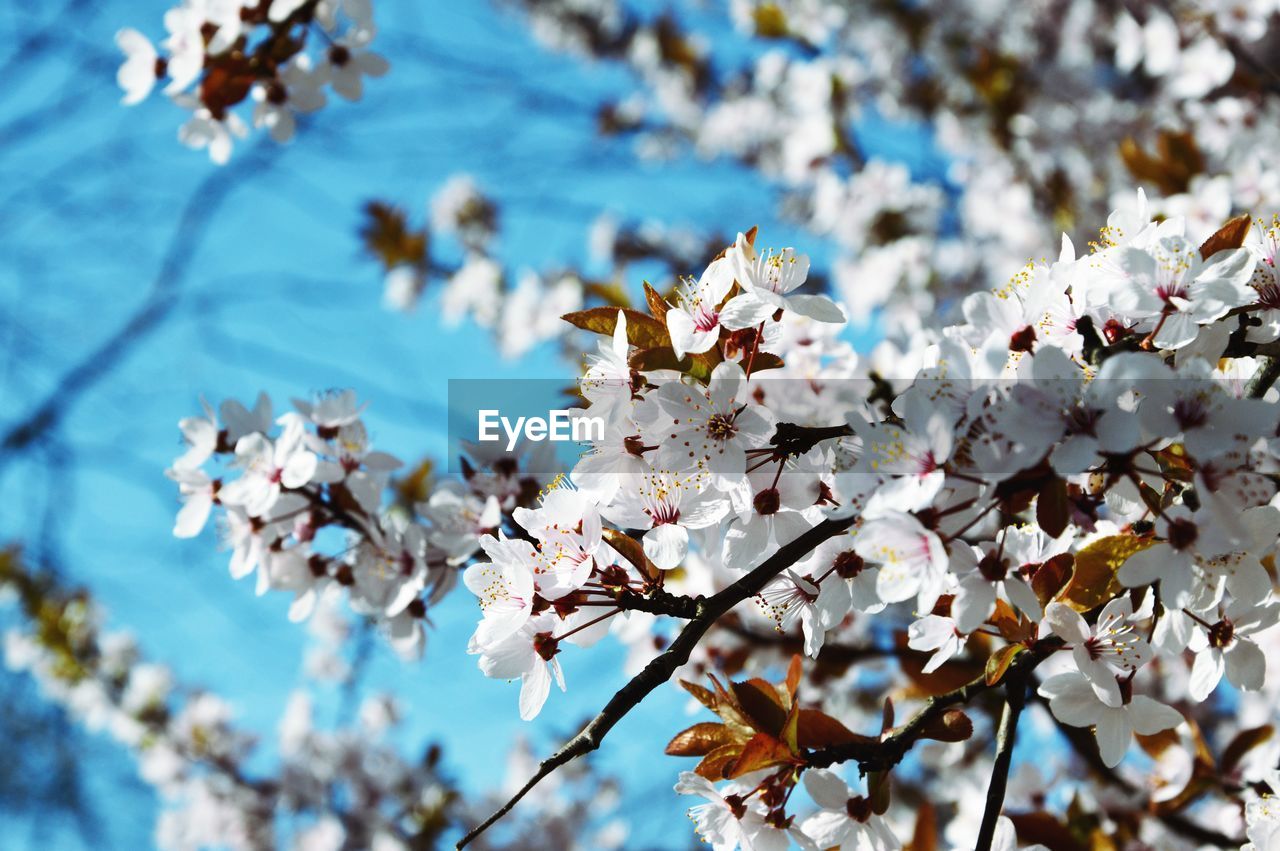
[807,640,1060,772]
[455,514,859,849]
[614,586,703,619]
[1247,356,1280,399]
[768,421,854,457]
[974,678,1028,851]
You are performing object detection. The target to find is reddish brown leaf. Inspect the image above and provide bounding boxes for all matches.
[784,655,802,699]
[1199,213,1252,260]
[911,800,938,851]
[796,709,871,749]
[1223,724,1274,772]
[643,280,669,322]
[732,679,788,736]
[1037,476,1070,538]
[561,307,671,349]
[868,769,891,815]
[725,732,794,779]
[1007,812,1087,851]
[1031,553,1074,608]
[985,644,1024,686]
[694,743,745,780]
[665,722,739,757]
[679,679,717,712]
[1056,535,1153,613]
[601,528,661,582]
[628,346,720,381]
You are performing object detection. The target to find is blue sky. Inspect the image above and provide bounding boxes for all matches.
[0,2,948,848]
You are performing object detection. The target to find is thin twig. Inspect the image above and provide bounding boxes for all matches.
[807,639,1060,772]
[455,515,859,849]
[1246,355,1280,399]
[974,678,1027,851]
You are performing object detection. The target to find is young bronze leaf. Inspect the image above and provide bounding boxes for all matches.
[868,769,892,815]
[1056,535,1153,612]
[665,722,738,757]
[601,528,661,582]
[643,280,669,322]
[694,743,745,780]
[784,654,802,700]
[1031,553,1074,608]
[679,678,718,712]
[911,800,938,851]
[731,679,788,736]
[561,307,672,349]
[796,709,872,749]
[629,345,719,382]
[1222,724,1274,773]
[724,732,794,779]
[1199,213,1252,260]
[1007,813,1087,851]
[985,644,1024,686]
[1037,476,1070,538]
[746,351,786,373]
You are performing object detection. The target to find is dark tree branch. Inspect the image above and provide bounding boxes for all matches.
[1247,356,1280,399]
[455,515,859,849]
[974,678,1027,851]
[615,586,703,619]
[808,640,1060,772]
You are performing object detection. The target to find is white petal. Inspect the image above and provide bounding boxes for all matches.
[1188,648,1225,702]
[518,663,552,720]
[643,523,689,570]
[1225,639,1266,692]
[1044,602,1091,644]
[1127,695,1183,736]
[1095,708,1132,768]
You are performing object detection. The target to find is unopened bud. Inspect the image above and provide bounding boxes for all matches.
[920,708,973,743]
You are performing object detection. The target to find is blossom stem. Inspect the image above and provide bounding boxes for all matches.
[553,607,620,641]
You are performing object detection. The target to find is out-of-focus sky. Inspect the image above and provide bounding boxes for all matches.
[0,2,938,847]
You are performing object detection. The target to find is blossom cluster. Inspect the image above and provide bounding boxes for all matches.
[163,198,1280,847]
[501,0,1280,350]
[116,0,388,163]
[165,389,450,658]
[0,551,457,850]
